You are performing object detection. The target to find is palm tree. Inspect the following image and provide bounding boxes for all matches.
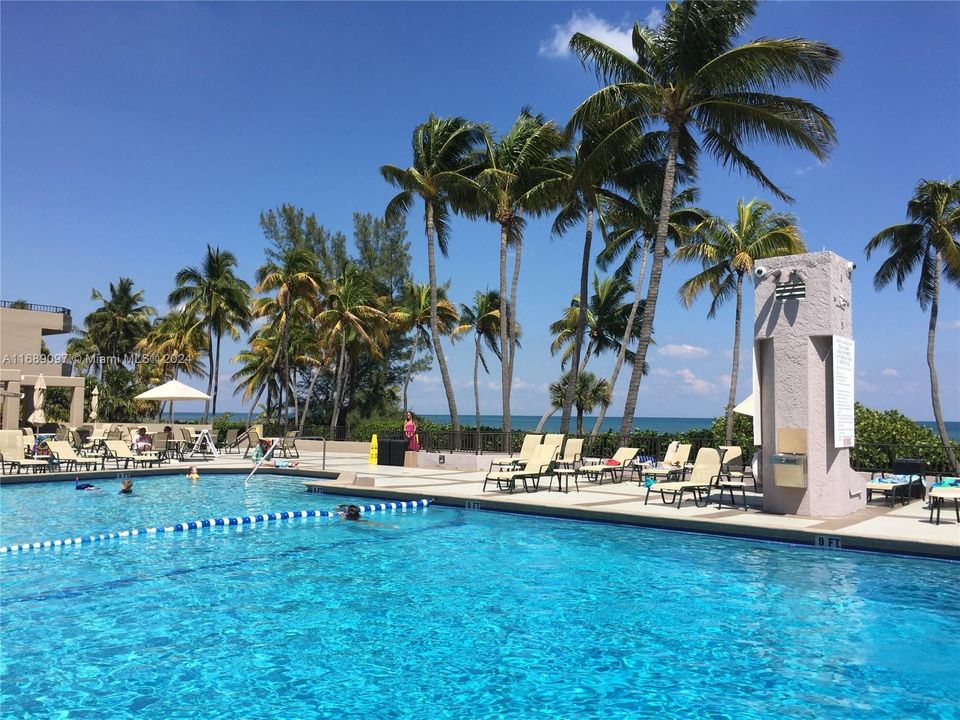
[381,115,485,436]
[473,109,567,439]
[865,180,960,474]
[539,370,612,435]
[394,282,460,413]
[137,309,208,419]
[169,246,252,421]
[549,274,641,373]
[589,182,704,439]
[676,199,806,444]
[454,290,502,437]
[318,264,392,436]
[253,244,323,432]
[231,327,282,429]
[569,0,840,442]
[84,277,155,361]
[65,333,101,377]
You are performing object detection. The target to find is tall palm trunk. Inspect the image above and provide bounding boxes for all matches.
[402,329,423,413]
[576,406,585,436]
[507,227,523,433]
[928,251,960,474]
[591,236,650,440]
[426,202,460,434]
[212,331,222,419]
[562,207,593,433]
[473,333,482,446]
[498,222,511,447]
[299,365,321,434]
[578,339,594,374]
[329,336,348,436]
[620,127,681,444]
[535,407,557,433]
[724,272,745,445]
[203,321,214,423]
[282,308,292,434]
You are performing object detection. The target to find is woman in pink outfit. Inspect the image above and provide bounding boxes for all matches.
[404,411,420,451]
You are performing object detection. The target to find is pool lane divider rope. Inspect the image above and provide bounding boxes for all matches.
[0,499,433,554]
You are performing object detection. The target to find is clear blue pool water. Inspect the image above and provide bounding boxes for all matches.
[2,473,959,719]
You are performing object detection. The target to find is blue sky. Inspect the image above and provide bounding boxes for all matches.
[2,1,958,422]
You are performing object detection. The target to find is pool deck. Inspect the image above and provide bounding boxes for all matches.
[3,449,958,559]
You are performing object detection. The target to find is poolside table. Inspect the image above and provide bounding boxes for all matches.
[928,486,960,525]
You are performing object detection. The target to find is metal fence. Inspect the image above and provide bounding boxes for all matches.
[263,424,956,475]
[0,300,71,316]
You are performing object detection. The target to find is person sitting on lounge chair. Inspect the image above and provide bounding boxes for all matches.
[133,428,152,452]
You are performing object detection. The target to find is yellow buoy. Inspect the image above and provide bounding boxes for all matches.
[369,434,378,464]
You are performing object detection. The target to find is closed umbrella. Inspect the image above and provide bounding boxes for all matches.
[28,374,46,425]
[90,387,99,421]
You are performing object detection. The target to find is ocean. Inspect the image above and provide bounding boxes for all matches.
[166,412,960,441]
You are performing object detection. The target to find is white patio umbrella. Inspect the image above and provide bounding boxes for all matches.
[89,387,99,421]
[135,379,210,422]
[733,394,754,417]
[27,374,46,425]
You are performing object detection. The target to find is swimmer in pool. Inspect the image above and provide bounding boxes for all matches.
[120,479,134,495]
[336,504,398,528]
[186,466,200,480]
[75,479,99,491]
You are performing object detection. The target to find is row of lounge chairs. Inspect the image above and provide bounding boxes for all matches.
[482,435,755,509]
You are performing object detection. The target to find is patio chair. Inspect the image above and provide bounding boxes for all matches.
[483,442,559,494]
[488,433,543,470]
[44,440,102,472]
[578,447,641,485]
[543,433,565,454]
[222,429,240,454]
[867,458,926,507]
[0,430,50,474]
[714,446,752,509]
[151,434,172,463]
[276,430,300,458]
[243,429,262,458]
[644,447,722,509]
[637,444,692,484]
[103,439,160,469]
[556,438,583,469]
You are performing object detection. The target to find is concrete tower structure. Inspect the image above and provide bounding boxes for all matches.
[753,252,866,517]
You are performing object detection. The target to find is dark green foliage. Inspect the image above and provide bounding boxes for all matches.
[708,412,755,455]
[43,387,71,423]
[850,403,958,474]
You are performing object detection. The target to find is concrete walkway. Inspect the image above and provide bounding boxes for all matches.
[3,448,957,559]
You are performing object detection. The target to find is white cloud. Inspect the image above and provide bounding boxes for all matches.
[539,12,634,59]
[945,319,960,330]
[856,377,879,393]
[657,343,709,358]
[675,369,717,395]
[643,8,664,29]
[881,368,899,377]
[795,159,829,176]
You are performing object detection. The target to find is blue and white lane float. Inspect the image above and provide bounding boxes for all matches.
[0,498,432,554]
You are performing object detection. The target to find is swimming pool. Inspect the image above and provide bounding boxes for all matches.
[2,473,958,719]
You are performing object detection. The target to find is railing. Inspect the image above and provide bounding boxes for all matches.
[257,425,957,475]
[0,300,71,316]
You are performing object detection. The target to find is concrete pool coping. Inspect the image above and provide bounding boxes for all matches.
[3,452,957,560]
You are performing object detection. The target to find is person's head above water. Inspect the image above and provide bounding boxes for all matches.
[120,479,134,494]
[186,466,199,479]
[343,504,361,521]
